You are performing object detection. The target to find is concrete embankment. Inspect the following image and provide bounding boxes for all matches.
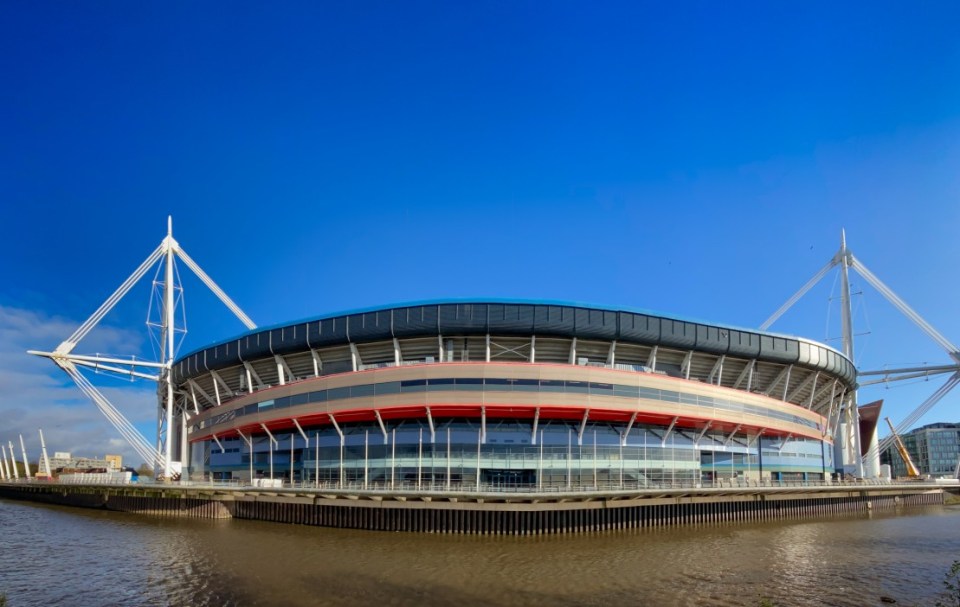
[0,482,944,535]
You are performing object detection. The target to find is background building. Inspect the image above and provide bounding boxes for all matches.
[881,422,960,478]
[49,452,119,473]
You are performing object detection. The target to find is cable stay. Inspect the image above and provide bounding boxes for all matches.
[29,217,256,478]
[760,229,960,477]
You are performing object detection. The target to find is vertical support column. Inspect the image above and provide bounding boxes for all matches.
[0,448,10,481]
[446,427,451,491]
[260,423,277,481]
[19,435,30,480]
[646,344,658,371]
[621,412,637,447]
[8,443,19,480]
[38,429,51,478]
[180,411,189,477]
[426,407,436,444]
[481,406,487,444]
[163,223,176,479]
[476,428,482,491]
[838,230,864,478]
[328,414,344,489]
[349,343,360,372]
[417,428,423,491]
[374,410,388,444]
[485,334,491,362]
[237,429,253,483]
[538,430,544,491]
[531,408,540,445]
[577,409,590,446]
[592,429,598,489]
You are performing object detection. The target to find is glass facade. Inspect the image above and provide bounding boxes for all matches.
[204,419,829,488]
[882,423,960,477]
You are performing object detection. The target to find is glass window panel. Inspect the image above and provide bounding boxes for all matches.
[350,384,375,397]
[540,380,565,392]
[613,385,640,398]
[513,379,539,392]
[400,379,426,393]
[328,387,350,400]
[454,378,484,391]
[590,382,614,395]
[427,378,455,391]
[375,382,400,396]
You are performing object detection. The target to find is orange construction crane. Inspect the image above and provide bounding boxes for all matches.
[886,417,921,478]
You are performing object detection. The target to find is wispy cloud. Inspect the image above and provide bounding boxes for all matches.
[0,304,159,468]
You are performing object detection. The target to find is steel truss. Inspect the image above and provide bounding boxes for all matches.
[762,230,960,477]
[29,218,255,477]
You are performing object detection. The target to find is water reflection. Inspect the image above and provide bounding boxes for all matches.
[0,500,957,606]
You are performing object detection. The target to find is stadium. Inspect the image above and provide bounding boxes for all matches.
[172,300,857,489]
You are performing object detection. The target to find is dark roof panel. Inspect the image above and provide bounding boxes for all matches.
[172,300,856,386]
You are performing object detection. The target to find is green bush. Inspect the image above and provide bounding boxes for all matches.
[937,561,960,607]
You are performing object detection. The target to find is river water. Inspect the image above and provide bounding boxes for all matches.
[0,500,958,607]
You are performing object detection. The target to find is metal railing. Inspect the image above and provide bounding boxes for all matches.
[4,475,946,494]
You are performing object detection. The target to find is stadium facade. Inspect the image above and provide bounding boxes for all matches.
[171,301,856,489]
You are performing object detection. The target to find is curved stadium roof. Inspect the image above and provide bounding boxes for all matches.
[173,299,856,388]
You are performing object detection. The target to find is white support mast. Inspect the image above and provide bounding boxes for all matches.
[762,230,959,478]
[838,231,866,478]
[2,447,11,481]
[163,217,176,478]
[29,217,256,479]
[8,443,19,480]
[38,429,52,478]
[19,435,31,480]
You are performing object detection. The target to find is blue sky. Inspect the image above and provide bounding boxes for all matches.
[2,3,959,465]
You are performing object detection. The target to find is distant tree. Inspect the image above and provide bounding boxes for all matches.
[9,462,37,478]
[136,463,154,477]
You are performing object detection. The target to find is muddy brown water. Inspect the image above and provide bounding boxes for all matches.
[0,499,957,606]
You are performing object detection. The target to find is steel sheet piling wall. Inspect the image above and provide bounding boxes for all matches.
[0,484,946,535]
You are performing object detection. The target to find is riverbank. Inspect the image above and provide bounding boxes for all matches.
[0,480,944,535]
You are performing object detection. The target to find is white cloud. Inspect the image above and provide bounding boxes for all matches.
[0,304,161,468]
